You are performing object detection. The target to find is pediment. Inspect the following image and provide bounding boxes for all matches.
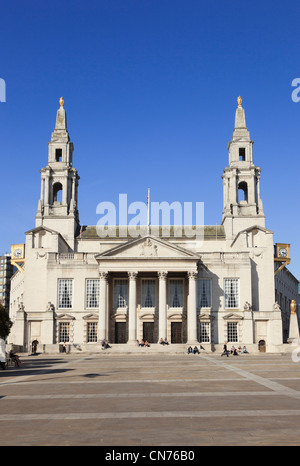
[83,313,98,320]
[55,313,75,320]
[231,225,273,247]
[26,225,60,236]
[96,235,199,261]
[198,312,214,320]
[223,312,244,320]
[140,312,156,321]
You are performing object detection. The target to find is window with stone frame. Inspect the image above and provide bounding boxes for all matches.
[59,322,70,342]
[86,279,100,308]
[197,279,212,308]
[114,279,128,308]
[224,278,239,308]
[142,279,156,308]
[199,321,210,342]
[227,321,238,342]
[87,322,98,343]
[58,279,73,308]
[169,279,183,308]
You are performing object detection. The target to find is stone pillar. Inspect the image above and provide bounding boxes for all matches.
[98,271,108,342]
[40,178,45,205]
[288,299,300,343]
[62,178,68,205]
[158,271,168,341]
[128,271,138,344]
[187,271,198,344]
[13,303,27,350]
[45,174,50,206]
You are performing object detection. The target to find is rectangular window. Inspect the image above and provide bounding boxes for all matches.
[58,279,73,308]
[197,279,212,308]
[87,322,98,342]
[227,322,238,342]
[55,148,62,162]
[169,280,183,308]
[59,322,70,342]
[199,322,210,342]
[86,279,100,308]
[114,279,128,308]
[224,278,239,308]
[142,279,156,308]
[239,147,246,161]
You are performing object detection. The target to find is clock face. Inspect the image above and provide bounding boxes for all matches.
[278,248,287,258]
[14,248,22,258]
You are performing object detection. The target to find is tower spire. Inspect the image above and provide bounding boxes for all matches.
[35,98,80,249]
[234,96,247,130]
[52,96,69,142]
[221,97,265,237]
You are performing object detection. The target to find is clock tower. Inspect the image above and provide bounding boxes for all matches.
[222,97,265,238]
[35,98,80,249]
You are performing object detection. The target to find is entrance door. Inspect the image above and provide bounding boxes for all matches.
[29,321,41,348]
[115,322,127,343]
[258,340,266,352]
[143,322,154,343]
[171,322,182,343]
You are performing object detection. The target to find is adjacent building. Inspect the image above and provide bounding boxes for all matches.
[0,254,14,309]
[275,264,299,342]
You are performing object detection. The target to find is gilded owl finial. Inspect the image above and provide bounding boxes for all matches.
[237,96,242,107]
[59,96,64,107]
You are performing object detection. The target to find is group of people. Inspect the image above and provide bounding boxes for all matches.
[135,337,170,347]
[221,343,249,357]
[187,345,200,354]
[136,340,151,347]
[159,338,169,345]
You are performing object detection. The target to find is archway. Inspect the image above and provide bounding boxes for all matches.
[53,182,63,203]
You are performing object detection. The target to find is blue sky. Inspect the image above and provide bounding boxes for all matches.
[0,0,300,279]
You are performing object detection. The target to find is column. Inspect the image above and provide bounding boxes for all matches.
[98,271,108,342]
[187,271,198,344]
[128,271,138,344]
[70,176,76,211]
[62,178,68,205]
[40,178,45,205]
[158,271,168,341]
[37,178,45,214]
[45,173,50,206]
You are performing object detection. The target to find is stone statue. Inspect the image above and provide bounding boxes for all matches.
[273,302,281,311]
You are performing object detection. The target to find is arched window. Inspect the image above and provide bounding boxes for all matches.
[238,181,248,203]
[53,182,63,203]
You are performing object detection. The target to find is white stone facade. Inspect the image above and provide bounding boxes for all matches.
[8,98,286,352]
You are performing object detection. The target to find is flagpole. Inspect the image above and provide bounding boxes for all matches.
[147,188,150,234]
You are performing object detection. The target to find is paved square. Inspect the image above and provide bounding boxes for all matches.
[1,351,300,446]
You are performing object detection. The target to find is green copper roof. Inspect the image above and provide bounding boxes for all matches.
[77,225,225,240]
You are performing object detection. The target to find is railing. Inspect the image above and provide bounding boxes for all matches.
[59,253,74,260]
[48,253,98,263]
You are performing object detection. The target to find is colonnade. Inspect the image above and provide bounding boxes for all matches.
[97,270,198,344]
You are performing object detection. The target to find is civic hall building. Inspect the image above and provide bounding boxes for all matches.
[9,97,292,352]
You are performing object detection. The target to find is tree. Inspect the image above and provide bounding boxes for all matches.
[0,303,12,340]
